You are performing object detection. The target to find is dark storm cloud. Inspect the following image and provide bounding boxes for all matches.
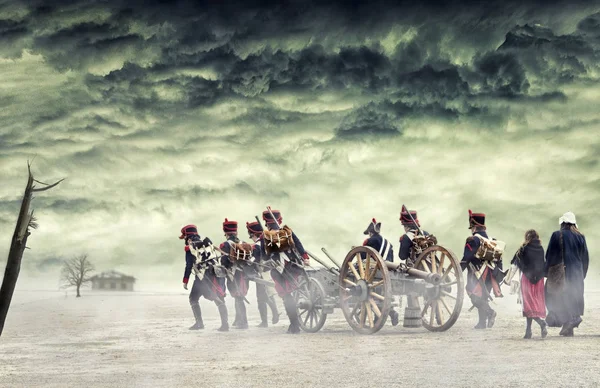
[0,17,29,58]
[0,18,27,38]
[3,0,596,129]
[335,103,400,139]
[232,107,312,129]
[497,24,600,86]
[577,12,600,36]
[224,45,392,96]
[395,66,470,101]
[2,0,600,285]
[474,52,530,97]
[85,62,227,111]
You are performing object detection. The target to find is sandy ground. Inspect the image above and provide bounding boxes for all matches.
[1,285,600,388]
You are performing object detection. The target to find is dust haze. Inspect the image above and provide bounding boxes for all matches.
[1,0,599,387]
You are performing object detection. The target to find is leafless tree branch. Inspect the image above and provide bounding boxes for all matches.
[60,255,95,297]
[32,178,66,192]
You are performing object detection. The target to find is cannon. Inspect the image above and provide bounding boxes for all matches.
[301,243,464,335]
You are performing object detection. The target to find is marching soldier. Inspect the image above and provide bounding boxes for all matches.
[247,221,281,327]
[362,218,399,326]
[398,208,432,266]
[219,219,250,330]
[261,208,310,334]
[460,210,504,329]
[180,224,229,332]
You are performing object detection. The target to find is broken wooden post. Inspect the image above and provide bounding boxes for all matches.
[0,161,64,336]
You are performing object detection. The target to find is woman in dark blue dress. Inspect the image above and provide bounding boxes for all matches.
[545,212,590,337]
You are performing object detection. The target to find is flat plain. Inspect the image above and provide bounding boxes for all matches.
[1,287,599,388]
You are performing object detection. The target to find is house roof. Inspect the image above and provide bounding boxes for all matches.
[90,270,136,282]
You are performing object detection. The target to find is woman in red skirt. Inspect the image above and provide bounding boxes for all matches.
[511,229,548,339]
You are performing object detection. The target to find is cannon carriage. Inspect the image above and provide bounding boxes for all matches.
[217,241,465,335]
[301,242,465,335]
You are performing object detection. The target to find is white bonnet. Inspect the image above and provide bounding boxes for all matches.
[559,211,577,227]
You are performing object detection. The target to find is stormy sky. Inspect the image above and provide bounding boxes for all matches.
[1,0,599,290]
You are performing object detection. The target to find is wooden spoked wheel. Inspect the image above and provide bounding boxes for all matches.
[413,246,464,331]
[338,246,392,335]
[295,277,328,333]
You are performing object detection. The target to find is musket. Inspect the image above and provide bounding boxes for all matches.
[266,206,282,230]
[255,215,266,232]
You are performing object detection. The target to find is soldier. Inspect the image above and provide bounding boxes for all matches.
[362,218,399,326]
[460,210,504,329]
[219,219,250,330]
[246,221,281,327]
[261,208,310,334]
[398,208,431,266]
[180,224,229,332]
[398,208,439,323]
[363,218,394,262]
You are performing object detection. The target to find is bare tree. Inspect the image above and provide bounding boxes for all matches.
[0,161,64,337]
[60,255,95,297]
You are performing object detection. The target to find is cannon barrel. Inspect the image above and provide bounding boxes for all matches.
[319,248,342,270]
[384,262,441,285]
[385,261,400,271]
[406,268,442,285]
[306,250,340,273]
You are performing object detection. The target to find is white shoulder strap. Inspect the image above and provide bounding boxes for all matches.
[380,238,392,261]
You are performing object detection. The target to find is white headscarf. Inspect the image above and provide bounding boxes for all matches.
[559,211,577,227]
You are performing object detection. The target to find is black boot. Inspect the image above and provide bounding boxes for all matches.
[283,294,300,334]
[560,320,576,337]
[232,302,240,328]
[474,307,487,329]
[389,308,399,327]
[235,298,248,329]
[189,304,204,330]
[533,318,547,338]
[216,302,229,332]
[487,308,497,328]
[559,324,569,336]
[540,321,548,338]
[524,318,532,339]
[257,301,269,328]
[267,296,280,324]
